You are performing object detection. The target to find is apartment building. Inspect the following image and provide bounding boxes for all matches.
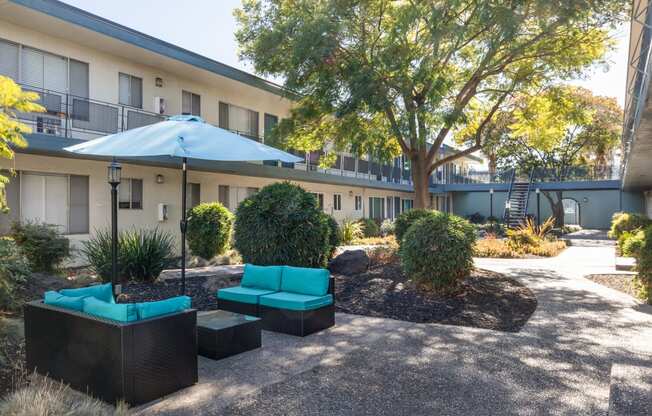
[0,0,481,250]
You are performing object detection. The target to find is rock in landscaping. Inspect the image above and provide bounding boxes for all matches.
[329,249,370,275]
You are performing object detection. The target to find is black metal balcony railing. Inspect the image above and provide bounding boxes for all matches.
[444,165,618,185]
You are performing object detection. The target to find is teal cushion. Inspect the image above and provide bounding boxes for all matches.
[136,296,191,320]
[217,286,277,304]
[60,283,114,304]
[82,297,138,322]
[280,266,330,296]
[43,291,86,311]
[241,264,283,291]
[259,291,333,311]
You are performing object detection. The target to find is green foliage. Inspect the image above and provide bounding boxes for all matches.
[339,219,363,244]
[323,214,341,256]
[1,76,45,212]
[620,230,645,258]
[233,182,332,267]
[236,0,623,208]
[380,219,395,236]
[399,213,476,292]
[82,228,174,282]
[394,209,437,244]
[358,218,380,238]
[186,202,233,260]
[506,217,555,251]
[609,212,651,240]
[10,222,69,273]
[0,237,30,311]
[466,212,485,224]
[635,225,652,304]
[477,221,506,237]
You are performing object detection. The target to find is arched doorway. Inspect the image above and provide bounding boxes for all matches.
[562,198,580,226]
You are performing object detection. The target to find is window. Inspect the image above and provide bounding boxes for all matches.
[219,101,259,140]
[0,39,19,81]
[186,183,200,209]
[354,195,362,211]
[247,187,259,197]
[368,197,385,220]
[402,199,414,212]
[119,73,143,108]
[119,178,143,209]
[311,192,324,210]
[18,172,89,234]
[386,196,394,219]
[218,185,230,209]
[264,113,278,140]
[333,194,342,211]
[182,90,201,116]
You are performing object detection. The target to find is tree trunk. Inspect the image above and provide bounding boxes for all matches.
[543,190,564,228]
[410,153,431,209]
[488,155,497,179]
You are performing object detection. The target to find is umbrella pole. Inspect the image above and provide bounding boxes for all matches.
[180,157,187,295]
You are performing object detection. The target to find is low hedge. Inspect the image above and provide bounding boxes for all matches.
[635,225,652,303]
[609,212,651,240]
[10,221,69,272]
[358,218,380,237]
[399,212,476,292]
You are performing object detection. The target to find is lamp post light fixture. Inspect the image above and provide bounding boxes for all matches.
[535,188,541,226]
[107,160,122,296]
[489,188,494,219]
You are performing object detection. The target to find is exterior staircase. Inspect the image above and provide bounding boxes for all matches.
[504,169,534,228]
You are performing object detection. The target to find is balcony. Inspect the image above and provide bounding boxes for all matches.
[443,166,619,185]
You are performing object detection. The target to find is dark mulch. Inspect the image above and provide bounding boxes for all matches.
[334,263,537,332]
[119,275,242,310]
[585,274,641,300]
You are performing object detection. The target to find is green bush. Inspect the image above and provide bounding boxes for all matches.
[394,209,437,244]
[358,218,380,237]
[635,225,652,304]
[233,182,332,267]
[82,228,175,282]
[0,237,30,311]
[10,222,70,272]
[608,212,651,240]
[399,212,476,292]
[621,230,644,257]
[339,219,363,244]
[380,219,395,236]
[323,214,341,256]
[186,202,233,260]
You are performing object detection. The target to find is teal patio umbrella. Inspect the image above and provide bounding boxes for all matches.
[65,115,302,294]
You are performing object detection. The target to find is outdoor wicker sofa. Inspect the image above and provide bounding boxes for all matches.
[217,264,335,337]
[24,300,198,405]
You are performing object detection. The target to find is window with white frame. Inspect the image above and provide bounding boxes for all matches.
[333,194,342,211]
[402,199,414,212]
[186,182,200,210]
[368,197,385,220]
[119,178,143,209]
[218,101,259,140]
[354,195,363,211]
[119,73,143,108]
[182,90,201,116]
[18,172,89,234]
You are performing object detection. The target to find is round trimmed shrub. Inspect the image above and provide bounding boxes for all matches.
[233,182,331,267]
[323,214,341,256]
[399,213,476,292]
[187,202,234,260]
[609,212,652,240]
[394,209,437,244]
[358,218,380,237]
[10,221,70,272]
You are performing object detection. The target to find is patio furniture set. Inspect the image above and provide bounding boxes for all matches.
[24,264,334,405]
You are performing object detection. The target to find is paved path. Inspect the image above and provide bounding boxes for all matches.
[136,235,652,415]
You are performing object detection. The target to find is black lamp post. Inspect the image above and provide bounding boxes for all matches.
[489,188,494,219]
[535,188,541,226]
[107,160,121,296]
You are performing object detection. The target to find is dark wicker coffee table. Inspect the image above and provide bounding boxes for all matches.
[196,310,262,360]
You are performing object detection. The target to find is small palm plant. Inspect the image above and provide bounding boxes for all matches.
[339,218,363,244]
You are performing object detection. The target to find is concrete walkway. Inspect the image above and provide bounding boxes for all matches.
[136,234,652,415]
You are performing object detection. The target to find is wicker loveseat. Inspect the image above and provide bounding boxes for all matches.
[217,264,335,337]
[24,300,198,405]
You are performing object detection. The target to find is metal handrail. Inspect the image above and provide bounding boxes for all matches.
[523,167,535,222]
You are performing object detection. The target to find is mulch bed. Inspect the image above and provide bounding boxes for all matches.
[585,274,641,300]
[334,263,537,332]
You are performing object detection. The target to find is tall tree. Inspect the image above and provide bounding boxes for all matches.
[493,85,622,226]
[0,76,43,212]
[235,0,624,208]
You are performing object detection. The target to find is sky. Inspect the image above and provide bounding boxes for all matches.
[62,0,630,107]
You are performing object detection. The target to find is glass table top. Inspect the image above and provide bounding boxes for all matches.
[197,310,260,331]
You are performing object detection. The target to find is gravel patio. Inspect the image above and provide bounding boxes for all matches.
[132,231,652,416]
